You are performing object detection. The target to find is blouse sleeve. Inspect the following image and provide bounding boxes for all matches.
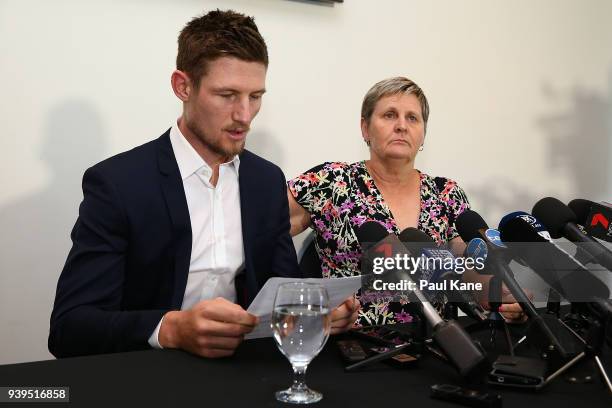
[287,162,349,214]
[440,179,471,240]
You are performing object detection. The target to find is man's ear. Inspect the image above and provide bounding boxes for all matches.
[171,70,191,102]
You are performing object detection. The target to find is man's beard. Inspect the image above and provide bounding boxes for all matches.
[188,119,246,159]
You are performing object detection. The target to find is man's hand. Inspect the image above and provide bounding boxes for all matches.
[158,297,258,358]
[330,296,360,335]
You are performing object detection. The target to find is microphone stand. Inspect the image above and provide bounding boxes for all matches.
[464,274,515,356]
[546,288,561,317]
[541,305,612,393]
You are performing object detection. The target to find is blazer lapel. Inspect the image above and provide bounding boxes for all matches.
[156,131,192,309]
[238,151,259,305]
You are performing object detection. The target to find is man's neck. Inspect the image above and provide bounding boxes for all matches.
[177,117,232,186]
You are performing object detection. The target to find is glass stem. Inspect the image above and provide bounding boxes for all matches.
[291,364,309,392]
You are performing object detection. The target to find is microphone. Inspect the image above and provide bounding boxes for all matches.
[466,237,489,261]
[398,228,487,322]
[355,221,390,251]
[568,199,612,243]
[532,197,612,272]
[355,223,489,379]
[568,199,594,226]
[498,213,610,303]
[458,210,517,259]
[355,221,395,276]
[498,211,553,240]
[396,228,490,379]
[457,210,573,357]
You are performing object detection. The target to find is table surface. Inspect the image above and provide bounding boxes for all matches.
[1,328,611,408]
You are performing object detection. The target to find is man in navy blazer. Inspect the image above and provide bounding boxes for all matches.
[49,10,359,359]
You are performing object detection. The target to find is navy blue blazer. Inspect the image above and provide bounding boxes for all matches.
[49,130,301,358]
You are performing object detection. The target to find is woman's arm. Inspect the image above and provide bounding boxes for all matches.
[287,188,312,237]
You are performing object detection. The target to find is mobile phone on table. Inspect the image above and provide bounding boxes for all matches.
[349,325,411,347]
[368,346,420,368]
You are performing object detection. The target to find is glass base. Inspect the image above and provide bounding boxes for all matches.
[275,387,323,404]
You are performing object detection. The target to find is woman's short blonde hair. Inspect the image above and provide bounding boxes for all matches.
[361,77,430,131]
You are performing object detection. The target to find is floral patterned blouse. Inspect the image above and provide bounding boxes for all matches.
[288,161,470,326]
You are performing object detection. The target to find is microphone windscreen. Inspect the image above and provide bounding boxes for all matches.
[398,227,434,244]
[398,228,436,275]
[432,320,490,379]
[456,210,489,242]
[355,221,388,248]
[498,216,548,243]
[498,211,529,230]
[500,216,610,301]
[355,221,389,254]
[532,197,577,239]
[568,198,594,226]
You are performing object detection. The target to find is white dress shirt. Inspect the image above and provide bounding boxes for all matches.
[148,122,245,348]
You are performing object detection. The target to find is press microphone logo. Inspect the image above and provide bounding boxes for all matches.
[518,214,538,225]
[467,238,489,258]
[484,229,506,248]
[587,204,612,242]
[373,242,393,258]
[516,214,553,241]
[591,213,609,229]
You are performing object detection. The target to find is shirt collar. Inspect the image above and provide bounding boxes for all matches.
[169,120,240,181]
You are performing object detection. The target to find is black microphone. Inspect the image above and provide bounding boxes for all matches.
[355,221,394,276]
[356,223,489,379]
[398,228,487,322]
[568,198,594,226]
[355,221,390,251]
[569,198,612,243]
[532,197,612,272]
[396,228,490,379]
[498,214,610,303]
[456,210,573,357]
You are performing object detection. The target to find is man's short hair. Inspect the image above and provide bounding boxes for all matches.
[177,9,269,88]
[361,77,430,131]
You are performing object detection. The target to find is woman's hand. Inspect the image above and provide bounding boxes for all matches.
[497,286,534,323]
[330,296,360,334]
[463,267,533,324]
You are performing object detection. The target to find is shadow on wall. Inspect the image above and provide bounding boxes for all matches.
[0,100,108,364]
[468,69,612,225]
[537,69,611,203]
[465,71,612,302]
[467,180,538,226]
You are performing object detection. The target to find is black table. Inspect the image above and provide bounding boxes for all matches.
[1,334,610,408]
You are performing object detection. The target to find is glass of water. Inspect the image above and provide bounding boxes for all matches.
[271,282,331,404]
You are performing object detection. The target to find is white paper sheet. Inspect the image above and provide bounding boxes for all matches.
[245,275,362,340]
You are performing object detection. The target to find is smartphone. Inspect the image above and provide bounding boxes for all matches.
[368,346,420,368]
[349,325,412,347]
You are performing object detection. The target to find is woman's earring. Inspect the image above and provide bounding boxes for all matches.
[365,139,371,147]
[419,144,424,151]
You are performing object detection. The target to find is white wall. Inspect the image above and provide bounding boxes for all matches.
[0,0,611,364]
